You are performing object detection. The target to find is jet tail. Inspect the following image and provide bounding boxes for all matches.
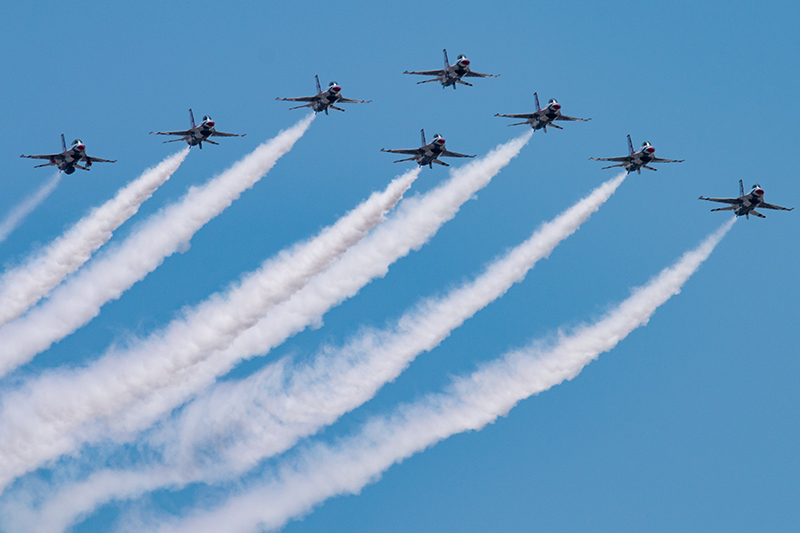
[315,75,322,94]
[432,158,449,166]
[420,129,426,147]
[739,179,744,197]
[189,109,196,129]
[392,156,419,164]
[33,162,54,168]
[534,92,541,111]
[329,105,345,112]
[61,134,67,152]
[642,165,658,171]
[749,209,766,218]
[627,134,634,155]
[443,48,450,68]
[710,206,736,212]
[288,103,314,110]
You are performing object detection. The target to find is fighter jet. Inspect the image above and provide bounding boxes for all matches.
[149,109,245,149]
[404,49,498,89]
[20,134,116,174]
[495,93,591,132]
[699,180,793,219]
[276,75,372,115]
[589,134,684,174]
[381,129,475,168]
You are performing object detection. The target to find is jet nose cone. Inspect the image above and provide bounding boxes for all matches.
[76,144,86,151]
[755,188,765,196]
[332,86,341,93]
[460,59,470,66]
[436,138,446,145]
[646,146,656,154]
[551,103,561,110]
[206,121,215,127]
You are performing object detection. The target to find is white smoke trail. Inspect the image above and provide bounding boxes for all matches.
[0,131,529,496]
[0,115,314,376]
[147,217,735,533]
[0,163,414,494]
[0,149,189,327]
[10,171,623,532]
[0,173,61,246]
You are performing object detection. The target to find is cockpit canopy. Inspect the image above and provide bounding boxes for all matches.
[752,184,762,190]
[72,139,83,146]
[642,141,651,146]
[329,81,338,86]
[202,115,212,122]
[457,54,466,60]
[549,99,558,105]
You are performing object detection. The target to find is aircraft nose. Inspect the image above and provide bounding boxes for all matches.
[755,188,765,196]
[206,121,215,127]
[436,138,446,145]
[332,86,341,93]
[646,146,655,153]
[76,144,86,151]
[460,59,470,66]
[551,103,561,110]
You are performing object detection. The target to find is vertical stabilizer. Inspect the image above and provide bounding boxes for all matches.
[627,134,634,155]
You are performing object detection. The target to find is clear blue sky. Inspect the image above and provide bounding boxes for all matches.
[1,0,798,531]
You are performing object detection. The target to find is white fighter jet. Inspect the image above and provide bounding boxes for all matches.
[276,75,371,115]
[590,134,684,174]
[381,129,474,168]
[495,92,591,132]
[404,49,498,89]
[20,134,116,174]
[150,109,245,149]
[699,180,793,219]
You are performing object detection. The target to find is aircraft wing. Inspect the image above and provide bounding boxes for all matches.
[84,155,117,163]
[441,149,475,158]
[20,153,65,160]
[403,69,444,76]
[210,131,246,138]
[463,71,498,78]
[555,114,591,122]
[651,156,685,163]
[759,202,794,211]
[589,156,631,162]
[380,148,422,155]
[337,97,372,104]
[495,112,539,119]
[150,130,192,136]
[698,196,740,205]
[276,96,318,102]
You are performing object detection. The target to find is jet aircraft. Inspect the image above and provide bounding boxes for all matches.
[404,49,498,89]
[699,180,793,219]
[276,76,372,115]
[150,109,245,149]
[589,134,684,174]
[20,135,116,174]
[495,93,591,132]
[381,129,475,168]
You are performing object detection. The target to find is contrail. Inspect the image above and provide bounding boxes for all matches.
[0,115,314,376]
[0,131,529,495]
[144,218,735,533]
[8,171,624,532]
[0,149,189,327]
[0,165,416,493]
[0,173,61,246]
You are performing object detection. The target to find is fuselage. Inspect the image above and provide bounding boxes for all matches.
[734,186,766,216]
[416,135,447,166]
[440,58,471,86]
[312,83,342,112]
[187,117,216,146]
[530,101,563,130]
[624,143,657,172]
[55,140,87,174]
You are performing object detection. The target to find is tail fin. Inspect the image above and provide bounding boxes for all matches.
[627,134,634,155]
[189,109,196,129]
[739,179,744,197]
[315,74,322,94]
[61,134,67,152]
[420,128,426,146]
[534,92,541,111]
[443,49,450,68]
